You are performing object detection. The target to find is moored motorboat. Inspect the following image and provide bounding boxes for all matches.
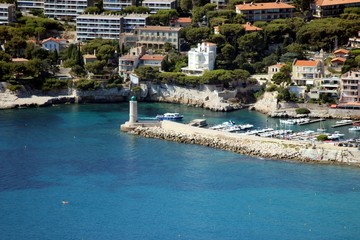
[156,113,183,121]
[349,126,360,131]
[336,119,353,124]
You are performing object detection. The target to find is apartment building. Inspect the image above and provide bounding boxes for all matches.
[308,77,339,99]
[142,0,177,14]
[292,59,324,86]
[211,0,227,9]
[17,0,44,12]
[103,0,136,11]
[123,14,149,33]
[0,4,16,25]
[235,2,295,21]
[45,0,94,20]
[311,0,360,18]
[181,42,217,76]
[120,26,181,50]
[340,70,360,102]
[76,14,122,41]
[349,31,360,48]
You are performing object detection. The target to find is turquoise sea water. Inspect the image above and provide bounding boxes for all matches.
[1,103,360,240]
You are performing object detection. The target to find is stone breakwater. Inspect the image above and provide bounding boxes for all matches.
[129,121,360,165]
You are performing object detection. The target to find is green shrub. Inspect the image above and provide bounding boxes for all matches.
[317,134,328,141]
[7,84,22,92]
[254,89,264,99]
[295,108,310,114]
[42,79,69,92]
[265,83,277,92]
[74,79,102,91]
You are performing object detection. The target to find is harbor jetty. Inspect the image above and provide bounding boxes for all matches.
[120,97,360,165]
[127,121,360,165]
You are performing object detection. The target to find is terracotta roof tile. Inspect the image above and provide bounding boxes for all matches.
[315,0,360,6]
[331,57,346,62]
[12,58,29,62]
[176,17,191,23]
[203,42,217,46]
[243,22,263,31]
[334,48,349,54]
[140,54,165,61]
[293,60,320,67]
[41,37,66,44]
[236,2,295,10]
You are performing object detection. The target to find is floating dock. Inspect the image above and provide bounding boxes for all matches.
[297,118,325,126]
[331,122,353,128]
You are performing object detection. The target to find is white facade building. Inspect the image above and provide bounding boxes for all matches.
[120,26,182,50]
[76,14,122,41]
[349,31,360,48]
[340,70,360,103]
[0,4,16,25]
[123,14,149,33]
[45,0,94,20]
[142,0,177,14]
[103,0,136,11]
[182,42,217,76]
[17,0,44,12]
[118,46,145,78]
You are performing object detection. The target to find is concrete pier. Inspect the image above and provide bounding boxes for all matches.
[129,121,360,165]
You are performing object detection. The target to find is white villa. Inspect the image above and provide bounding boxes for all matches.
[181,42,217,76]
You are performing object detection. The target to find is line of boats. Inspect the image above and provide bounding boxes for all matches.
[279,118,311,125]
[209,120,254,132]
[154,112,360,137]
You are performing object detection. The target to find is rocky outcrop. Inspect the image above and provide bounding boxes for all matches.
[129,121,360,165]
[74,88,130,103]
[145,84,243,111]
[0,82,245,111]
[252,92,279,114]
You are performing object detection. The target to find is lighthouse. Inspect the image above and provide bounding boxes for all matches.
[129,96,138,123]
[120,95,160,132]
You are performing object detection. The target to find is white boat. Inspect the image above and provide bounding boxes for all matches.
[349,126,360,131]
[156,113,183,121]
[280,118,310,125]
[317,120,326,132]
[238,124,254,130]
[280,119,296,125]
[336,119,353,124]
[209,120,236,130]
[332,131,345,138]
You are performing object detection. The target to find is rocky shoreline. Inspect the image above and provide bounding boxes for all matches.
[0,83,246,111]
[2,83,360,119]
[129,121,360,166]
